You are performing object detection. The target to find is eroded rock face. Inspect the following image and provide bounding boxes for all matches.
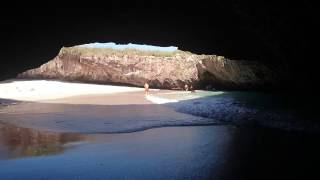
[18,46,278,90]
[197,56,278,89]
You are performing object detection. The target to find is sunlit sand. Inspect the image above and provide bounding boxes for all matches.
[0,80,145,102]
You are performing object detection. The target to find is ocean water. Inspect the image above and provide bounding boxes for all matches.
[0,123,319,179]
[0,91,320,179]
[147,91,319,132]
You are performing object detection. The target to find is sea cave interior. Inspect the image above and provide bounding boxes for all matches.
[0,4,318,180]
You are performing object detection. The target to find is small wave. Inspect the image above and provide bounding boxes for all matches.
[145,95,179,104]
[0,99,20,108]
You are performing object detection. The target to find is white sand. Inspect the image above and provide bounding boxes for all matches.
[42,91,153,105]
[0,80,145,102]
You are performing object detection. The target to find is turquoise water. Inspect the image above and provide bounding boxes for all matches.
[154,90,225,100]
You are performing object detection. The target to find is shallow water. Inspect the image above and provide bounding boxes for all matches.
[0,124,319,179]
[153,90,225,100]
[1,91,315,133]
[0,101,214,133]
[0,91,319,179]
[0,125,234,179]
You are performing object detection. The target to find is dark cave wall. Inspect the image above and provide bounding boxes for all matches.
[0,3,316,92]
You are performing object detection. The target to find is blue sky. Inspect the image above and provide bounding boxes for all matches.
[79,42,178,52]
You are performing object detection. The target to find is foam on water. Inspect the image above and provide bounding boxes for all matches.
[146,91,225,103]
[145,95,179,104]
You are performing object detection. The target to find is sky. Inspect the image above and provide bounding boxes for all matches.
[79,42,178,52]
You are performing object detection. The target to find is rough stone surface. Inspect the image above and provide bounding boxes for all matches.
[17,46,278,90]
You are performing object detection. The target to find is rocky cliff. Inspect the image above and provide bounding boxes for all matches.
[17,46,278,90]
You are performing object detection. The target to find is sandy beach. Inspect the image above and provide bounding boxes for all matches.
[0,80,145,102]
[0,80,181,106]
[0,80,214,133]
[1,79,314,132]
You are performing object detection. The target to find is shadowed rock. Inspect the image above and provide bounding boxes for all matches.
[0,123,87,158]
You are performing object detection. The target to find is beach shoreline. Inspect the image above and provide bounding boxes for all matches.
[1,79,317,133]
[0,80,215,134]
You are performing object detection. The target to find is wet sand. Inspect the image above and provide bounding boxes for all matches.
[0,84,214,133]
[0,97,213,133]
[41,91,154,105]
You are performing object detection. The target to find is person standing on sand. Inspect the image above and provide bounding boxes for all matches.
[184,84,189,91]
[144,82,149,95]
[190,85,195,93]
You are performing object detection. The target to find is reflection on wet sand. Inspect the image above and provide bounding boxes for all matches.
[0,123,88,159]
